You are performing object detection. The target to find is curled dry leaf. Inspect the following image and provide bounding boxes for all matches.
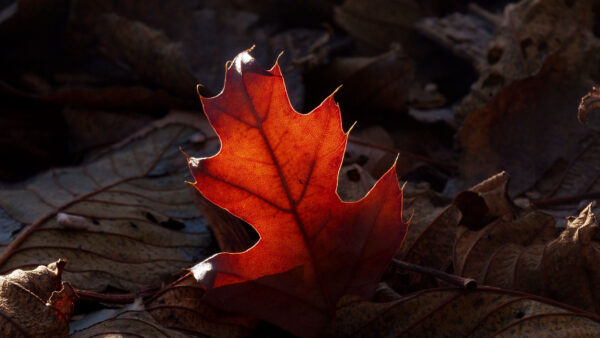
[0,113,216,293]
[395,172,511,290]
[454,173,600,313]
[578,87,600,124]
[327,286,600,337]
[0,259,77,337]
[188,50,406,336]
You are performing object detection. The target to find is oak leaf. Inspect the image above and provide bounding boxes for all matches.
[188,50,407,336]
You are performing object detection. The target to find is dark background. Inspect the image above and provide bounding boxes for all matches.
[1,0,598,201]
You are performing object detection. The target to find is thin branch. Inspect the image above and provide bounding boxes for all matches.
[392,259,477,289]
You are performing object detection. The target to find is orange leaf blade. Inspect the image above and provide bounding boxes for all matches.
[189,50,407,336]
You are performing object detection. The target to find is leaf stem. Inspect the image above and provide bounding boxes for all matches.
[391,259,477,289]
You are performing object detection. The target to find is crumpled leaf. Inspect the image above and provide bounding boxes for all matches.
[0,113,215,293]
[327,286,600,337]
[454,173,600,313]
[456,0,597,120]
[188,50,406,336]
[0,259,77,337]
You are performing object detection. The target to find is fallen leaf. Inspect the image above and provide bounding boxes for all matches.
[0,113,216,293]
[454,174,600,313]
[0,259,77,337]
[336,165,377,203]
[395,172,510,291]
[578,87,600,124]
[192,192,255,253]
[458,56,593,195]
[327,286,600,337]
[188,50,406,336]
[333,0,422,50]
[456,0,597,120]
[344,125,397,179]
[527,88,600,208]
[269,27,333,112]
[310,45,414,121]
[62,109,154,158]
[416,13,494,71]
[90,13,198,98]
[145,274,258,337]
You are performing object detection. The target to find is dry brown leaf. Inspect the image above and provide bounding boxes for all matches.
[337,165,377,202]
[395,172,512,290]
[345,126,397,179]
[90,13,198,98]
[578,87,600,124]
[327,286,600,337]
[0,113,216,293]
[192,192,254,254]
[317,45,414,118]
[416,13,494,70]
[529,87,600,208]
[454,173,600,313]
[456,0,597,120]
[270,28,333,112]
[333,0,422,50]
[145,274,258,337]
[458,56,594,195]
[0,259,77,337]
[456,1,600,196]
[71,310,190,338]
[63,109,154,158]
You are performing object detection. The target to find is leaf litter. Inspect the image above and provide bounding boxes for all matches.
[3,0,600,336]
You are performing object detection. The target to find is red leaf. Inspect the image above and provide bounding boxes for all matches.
[188,50,407,336]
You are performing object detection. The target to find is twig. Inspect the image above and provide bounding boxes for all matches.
[392,259,477,289]
[75,288,159,304]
